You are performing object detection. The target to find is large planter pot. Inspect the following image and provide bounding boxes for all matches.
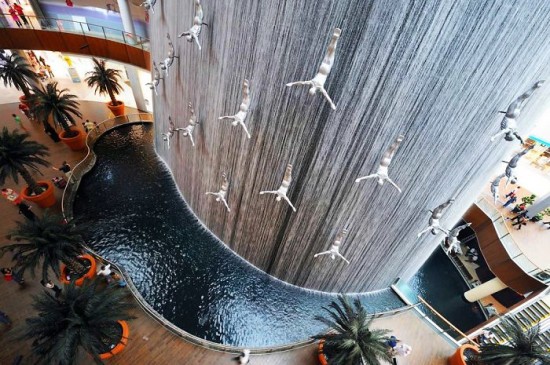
[99,320,130,360]
[448,344,480,365]
[59,128,87,151]
[318,340,328,365]
[107,101,125,117]
[60,254,97,286]
[19,95,30,107]
[20,180,56,208]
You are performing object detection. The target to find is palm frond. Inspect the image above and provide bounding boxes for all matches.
[29,82,82,132]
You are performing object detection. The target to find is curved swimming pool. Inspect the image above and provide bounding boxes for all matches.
[73,124,404,348]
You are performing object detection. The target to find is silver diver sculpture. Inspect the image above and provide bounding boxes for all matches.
[161,117,177,149]
[286,28,341,110]
[417,198,455,237]
[160,33,179,77]
[503,145,535,187]
[205,173,230,212]
[490,80,545,144]
[259,163,296,212]
[490,173,505,204]
[314,229,350,264]
[178,0,206,50]
[219,79,251,139]
[445,223,472,255]
[180,102,199,147]
[140,0,157,14]
[355,134,404,193]
[145,61,163,96]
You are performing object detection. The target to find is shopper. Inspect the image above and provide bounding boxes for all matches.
[1,268,13,282]
[502,195,517,208]
[38,55,46,66]
[13,3,29,26]
[97,264,113,283]
[18,103,33,121]
[512,216,527,230]
[52,161,72,181]
[12,114,27,131]
[8,6,23,28]
[40,279,63,298]
[17,202,36,221]
[45,64,54,78]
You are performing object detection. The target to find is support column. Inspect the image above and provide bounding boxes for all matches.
[526,193,550,218]
[464,277,508,303]
[116,0,136,44]
[125,66,148,112]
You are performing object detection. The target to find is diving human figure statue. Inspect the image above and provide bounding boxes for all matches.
[259,163,296,212]
[490,173,505,204]
[355,134,404,193]
[160,33,179,77]
[445,223,472,255]
[205,173,230,212]
[145,62,163,96]
[140,0,157,14]
[417,198,455,237]
[286,28,341,110]
[314,229,350,264]
[178,0,206,50]
[219,79,251,139]
[504,145,534,187]
[161,117,177,149]
[181,102,198,147]
[490,81,545,143]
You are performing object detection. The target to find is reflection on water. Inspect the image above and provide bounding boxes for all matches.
[409,247,486,333]
[74,124,404,347]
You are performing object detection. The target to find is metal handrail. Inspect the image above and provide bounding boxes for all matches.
[0,13,149,51]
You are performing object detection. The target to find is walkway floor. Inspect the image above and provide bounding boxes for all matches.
[0,101,455,364]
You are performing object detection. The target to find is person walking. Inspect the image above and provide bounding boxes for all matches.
[8,6,23,28]
[52,161,72,182]
[13,3,29,27]
[512,216,527,230]
[45,64,54,78]
[502,195,517,208]
[18,103,33,121]
[38,55,46,66]
[17,202,36,221]
[43,122,61,143]
[12,114,27,131]
[40,279,62,298]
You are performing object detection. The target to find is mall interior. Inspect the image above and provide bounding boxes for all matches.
[0,0,549,364]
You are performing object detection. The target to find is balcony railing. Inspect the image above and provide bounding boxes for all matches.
[476,196,550,284]
[0,13,149,51]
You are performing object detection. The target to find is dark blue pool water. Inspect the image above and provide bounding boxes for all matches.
[409,244,486,333]
[73,124,404,347]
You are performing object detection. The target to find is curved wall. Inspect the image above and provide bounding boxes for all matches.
[150,0,550,292]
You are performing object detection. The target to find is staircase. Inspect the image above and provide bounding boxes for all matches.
[484,297,550,350]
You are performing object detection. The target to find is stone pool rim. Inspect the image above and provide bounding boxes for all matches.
[62,116,413,353]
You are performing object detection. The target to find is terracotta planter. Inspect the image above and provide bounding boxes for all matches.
[318,340,329,365]
[20,180,56,208]
[60,254,97,286]
[99,320,130,360]
[107,101,125,117]
[59,128,87,151]
[448,344,480,365]
[19,95,30,107]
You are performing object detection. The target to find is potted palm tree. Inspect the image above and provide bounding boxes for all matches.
[85,58,126,116]
[313,295,392,365]
[0,127,55,208]
[23,279,134,364]
[0,52,40,106]
[474,316,550,365]
[31,82,85,150]
[0,211,96,285]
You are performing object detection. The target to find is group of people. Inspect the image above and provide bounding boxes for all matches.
[7,2,28,28]
[502,188,549,230]
[97,263,127,288]
[386,335,412,360]
[26,50,55,80]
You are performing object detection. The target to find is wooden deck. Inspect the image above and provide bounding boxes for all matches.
[0,101,455,364]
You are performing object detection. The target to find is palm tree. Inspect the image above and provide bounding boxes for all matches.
[0,211,87,282]
[312,295,392,365]
[30,82,82,138]
[476,316,550,365]
[0,52,39,99]
[23,279,134,365]
[85,58,124,107]
[0,127,50,195]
